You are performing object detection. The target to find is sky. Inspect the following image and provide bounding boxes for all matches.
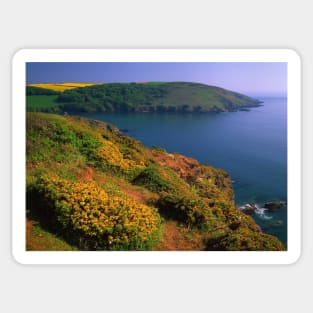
[26,62,287,96]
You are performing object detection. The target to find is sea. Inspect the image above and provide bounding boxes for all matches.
[74,97,287,246]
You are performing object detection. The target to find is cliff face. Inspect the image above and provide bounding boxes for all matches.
[26,113,284,251]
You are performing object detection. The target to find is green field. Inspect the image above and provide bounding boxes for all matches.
[26,95,61,112]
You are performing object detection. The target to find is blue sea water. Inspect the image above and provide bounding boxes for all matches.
[75,97,287,246]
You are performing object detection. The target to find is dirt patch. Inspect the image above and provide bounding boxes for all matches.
[79,166,95,181]
[26,219,32,248]
[121,187,146,204]
[152,151,203,183]
[155,221,205,251]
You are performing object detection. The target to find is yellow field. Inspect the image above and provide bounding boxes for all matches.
[28,82,101,92]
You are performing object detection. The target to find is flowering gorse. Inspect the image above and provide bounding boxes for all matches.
[36,175,161,250]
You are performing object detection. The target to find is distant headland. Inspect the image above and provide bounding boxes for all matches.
[26,81,262,113]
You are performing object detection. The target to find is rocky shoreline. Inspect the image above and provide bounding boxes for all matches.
[239,201,287,215]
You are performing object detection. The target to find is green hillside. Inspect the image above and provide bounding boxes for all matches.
[26,112,283,251]
[26,82,262,113]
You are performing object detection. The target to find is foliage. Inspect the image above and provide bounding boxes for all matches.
[152,145,167,153]
[26,82,261,113]
[26,113,101,166]
[27,86,60,96]
[31,175,161,250]
[206,217,285,251]
[26,113,145,177]
[132,164,175,193]
[96,139,137,172]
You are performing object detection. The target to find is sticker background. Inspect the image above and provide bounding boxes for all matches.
[1,1,310,313]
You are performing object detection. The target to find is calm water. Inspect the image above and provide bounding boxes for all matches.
[75,97,287,246]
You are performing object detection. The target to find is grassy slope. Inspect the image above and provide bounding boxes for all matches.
[148,82,260,111]
[26,219,76,251]
[26,113,284,251]
[26,82,262,113]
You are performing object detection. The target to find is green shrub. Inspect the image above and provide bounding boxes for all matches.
[132,165,174,193]
[212,227,285,251]
[152,145,167,153]
[157,192,225,231]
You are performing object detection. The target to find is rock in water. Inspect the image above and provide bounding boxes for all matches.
[239,203,258,215]
[264,201,287,210]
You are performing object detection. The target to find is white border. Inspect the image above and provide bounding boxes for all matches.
[12,49,301,264]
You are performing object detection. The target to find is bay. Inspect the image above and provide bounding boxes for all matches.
[75,97,287,246]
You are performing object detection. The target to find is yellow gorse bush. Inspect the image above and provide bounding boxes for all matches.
[96,139,131,170]
[96,138,144,173]
[37,175,161,250]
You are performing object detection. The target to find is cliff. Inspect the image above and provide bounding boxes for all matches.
[26,112,284,251]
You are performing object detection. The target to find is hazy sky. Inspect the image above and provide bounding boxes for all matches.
[26,62,287,96]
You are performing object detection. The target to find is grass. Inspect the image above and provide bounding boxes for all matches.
[26,219,77,251]
[26,95,60,112]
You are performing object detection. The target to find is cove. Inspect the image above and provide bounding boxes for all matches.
[74,97,287,246]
